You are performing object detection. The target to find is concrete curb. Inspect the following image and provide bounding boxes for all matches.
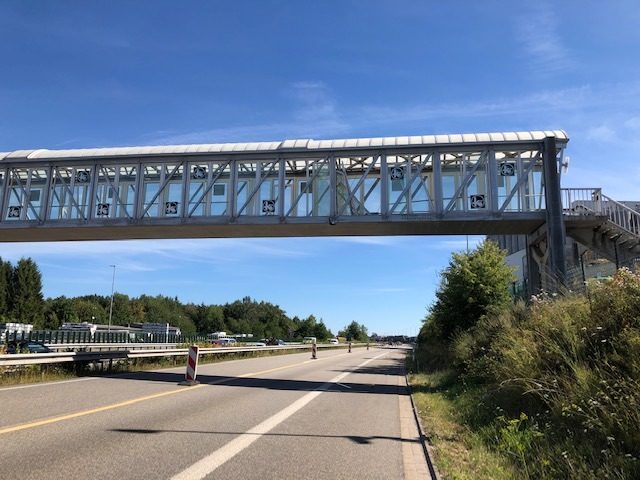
[405,374,441,480]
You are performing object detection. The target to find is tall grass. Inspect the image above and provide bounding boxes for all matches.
[413,267,640,479]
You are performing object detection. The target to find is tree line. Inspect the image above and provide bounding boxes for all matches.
[0,256,370,341]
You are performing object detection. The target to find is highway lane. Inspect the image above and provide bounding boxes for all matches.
[0,346,430,479]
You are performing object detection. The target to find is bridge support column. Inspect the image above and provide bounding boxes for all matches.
[542,136,567,292]
[527,236,547,295]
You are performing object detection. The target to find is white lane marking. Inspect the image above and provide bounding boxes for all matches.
[0,376,97,392]
[171,351,390,480]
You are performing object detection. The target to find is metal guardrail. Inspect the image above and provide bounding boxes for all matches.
[3,330,216,345]
[44,343,180,351]
[0,343,353,367]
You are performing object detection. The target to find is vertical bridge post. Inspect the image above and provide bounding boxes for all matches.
[542,136,567,290]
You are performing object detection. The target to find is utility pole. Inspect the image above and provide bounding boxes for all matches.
[108,265,116,332]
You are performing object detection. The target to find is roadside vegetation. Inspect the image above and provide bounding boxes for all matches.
[409,240,640,479]
[0,255,370,342]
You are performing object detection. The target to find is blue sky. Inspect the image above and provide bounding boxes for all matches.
[1,1,639,337]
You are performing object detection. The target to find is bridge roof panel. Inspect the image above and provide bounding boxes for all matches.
[0,130,568,162]
[491,132,509,141]
[517,132,535,141]
[435,134,451,143]
[461,133,476,142]
[281,139,310,149]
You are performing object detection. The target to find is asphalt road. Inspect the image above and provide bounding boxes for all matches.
[0,346,431,479]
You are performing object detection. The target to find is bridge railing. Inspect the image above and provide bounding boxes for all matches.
[561,188,603,215]
[562,188,640,236]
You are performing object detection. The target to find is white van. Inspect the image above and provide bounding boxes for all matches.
[212,338,237,346]
[302,336,316,344]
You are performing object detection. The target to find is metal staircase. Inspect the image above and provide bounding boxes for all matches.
[563,189,640,267]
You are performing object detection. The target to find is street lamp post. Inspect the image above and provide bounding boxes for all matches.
[108,265,116,333]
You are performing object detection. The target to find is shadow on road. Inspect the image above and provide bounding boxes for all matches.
[108,354,409,396]
[110,427,420,447]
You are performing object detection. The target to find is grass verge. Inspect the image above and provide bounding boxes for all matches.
[407,364,520,480]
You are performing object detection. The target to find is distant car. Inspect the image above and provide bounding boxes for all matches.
[260,337,284,346]
[329,338,339,344]
[5,340,52,354]
[212,338,237,347]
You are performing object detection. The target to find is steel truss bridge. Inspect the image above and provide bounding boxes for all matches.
[1,130,639,292]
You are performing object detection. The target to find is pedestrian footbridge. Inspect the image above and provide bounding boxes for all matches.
[1,130,638,290]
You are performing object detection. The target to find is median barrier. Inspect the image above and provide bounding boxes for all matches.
[0,342,357,368]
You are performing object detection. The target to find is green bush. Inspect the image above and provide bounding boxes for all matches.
[417,267,640,479]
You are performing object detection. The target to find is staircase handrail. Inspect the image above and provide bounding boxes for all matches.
[562,188,640,237]
[600,193,640,236]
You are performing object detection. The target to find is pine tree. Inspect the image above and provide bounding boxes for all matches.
[10,257,45,327]
[0,258,12,317]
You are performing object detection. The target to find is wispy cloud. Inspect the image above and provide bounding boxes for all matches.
[434,237,485,251]
[586,124,616,142]
[141,124,295,146]
[0,238,313,268]
[516,2,575,76]
[141,74,640,149]
[142,81,350,146]
[141,119,349,147]
[287,81,340,123]
[367,287,408,294]
[333,237,400,246]
[0,7,130,49]
[625,117,640,130]
[355,84,604,129]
